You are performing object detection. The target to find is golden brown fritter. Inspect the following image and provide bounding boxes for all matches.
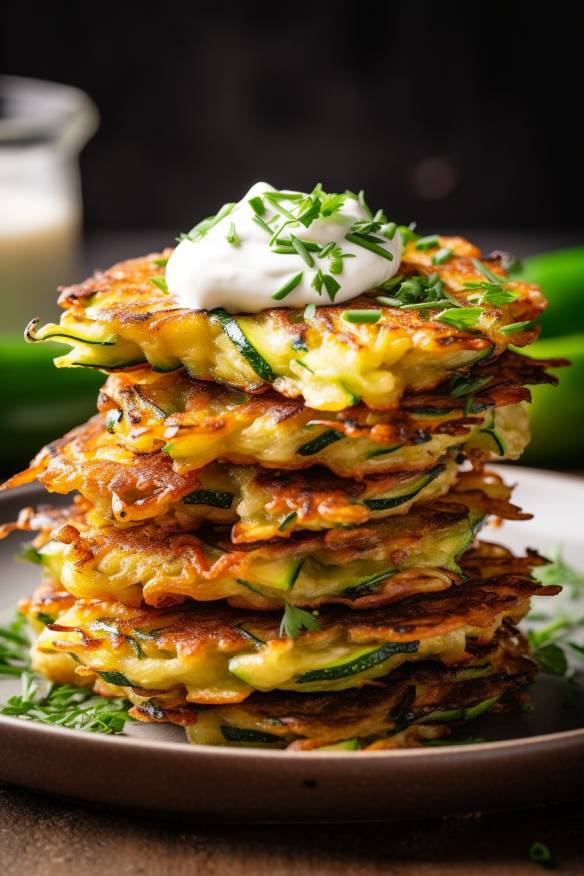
[95,350,561,476]
[31,554,559,704]
[26,238,546,411]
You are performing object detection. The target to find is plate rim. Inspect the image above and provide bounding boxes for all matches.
[0,712,583,760]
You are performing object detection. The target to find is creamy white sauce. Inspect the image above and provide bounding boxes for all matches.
[166,182,402,312]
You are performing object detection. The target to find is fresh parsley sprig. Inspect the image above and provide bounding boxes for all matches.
[0,613,30,677]
[279,604,320,639]
[0,613,131,735]
[527,548,584,678]
[1,671,130,734]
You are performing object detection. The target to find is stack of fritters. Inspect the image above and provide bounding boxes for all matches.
[1,234,564,750]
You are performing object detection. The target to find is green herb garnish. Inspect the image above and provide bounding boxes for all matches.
[226,222,239,246]
[290,234,315,268]
[272,272,304,301]
[150,276,169,294]
[465,282,519,306]
[0,614,130,734]
[342,309,382,324]
[1,671,129,734]
[436,307,482,330]
[415,234,440,251]
[322,274,341,301]
[248,195,265,215]
[533,547,584,594]
[279,604,320,639]
[252,214,273,235]
[500,320,536,335]
[345,232,394,261]
[471,257,507,285]
[357,189,372,218]
[0,613,30,676]
[431,247,453,265]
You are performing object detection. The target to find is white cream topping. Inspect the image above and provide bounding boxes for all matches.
[166,182,402,313]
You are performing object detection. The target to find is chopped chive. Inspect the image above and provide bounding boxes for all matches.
[304,303,316,320]
[253,214,273,235]
[500,320,537,335]
[272,272,304,301]
[383,222,397,240]
[415,235,440,251]
[436,307,482,330]
[400,299,451,311]
[378,274,404,291]
[376,296,402,307]
[248,196,265,215]
[226,222,239,246]
[263,191,298,221]
[471,257,507,285]
[319,242,336,259]
[290,234,315,268]
[267,191,303,201]
[322,274,341,301]
[185,202,236,240]
[152,257,168,268]
[432,247,453,265]
[398,223,420,246]
[276,238,321,252]
[358,189,372,218]
[342,309,382,324]
[345,233,394,261]
[150,276,169,293]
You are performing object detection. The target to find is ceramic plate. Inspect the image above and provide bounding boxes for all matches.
[0,468,583,822]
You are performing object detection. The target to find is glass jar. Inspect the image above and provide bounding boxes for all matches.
[0,75,99,332]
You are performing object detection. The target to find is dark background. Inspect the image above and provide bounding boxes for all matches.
[2,1,582,236]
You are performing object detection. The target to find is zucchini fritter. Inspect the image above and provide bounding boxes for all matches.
[3,416,465,539]
[31,556,559,704]
[9,476,530,609]
[95,350,560,476]
[26,239,546,411]
[133,629,536,750]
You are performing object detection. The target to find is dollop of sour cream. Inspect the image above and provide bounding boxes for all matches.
[166,182,402,312]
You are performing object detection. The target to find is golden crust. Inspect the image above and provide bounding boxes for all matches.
[43,559,556,655]
[130,628,536,751]
[95,350,560,477]
[30,552,558,704]
[1,414,467,539]
[27,238,548,412]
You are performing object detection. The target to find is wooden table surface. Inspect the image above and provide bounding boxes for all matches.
[0,781,582,875]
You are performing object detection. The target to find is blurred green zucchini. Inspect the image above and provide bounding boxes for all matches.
[517,247,583,466]
[521,246,584,338]
[0,334,103,475]
[520,335,583,467]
